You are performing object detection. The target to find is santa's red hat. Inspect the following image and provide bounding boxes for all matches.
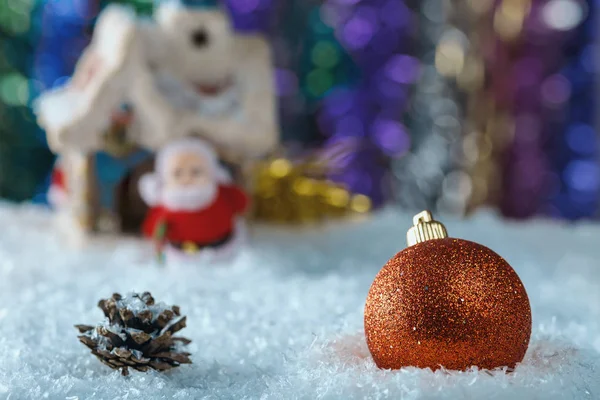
[138,137,232,206]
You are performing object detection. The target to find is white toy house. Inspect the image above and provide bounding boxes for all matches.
[35,0,278,236]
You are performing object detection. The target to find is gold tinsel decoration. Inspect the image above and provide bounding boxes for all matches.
[437,0,526,214]
[250,143,372,224]
[461,0,529,213]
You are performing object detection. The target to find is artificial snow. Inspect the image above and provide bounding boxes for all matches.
[0,203,598,400]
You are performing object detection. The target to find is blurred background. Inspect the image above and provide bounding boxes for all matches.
[0,0,597,221]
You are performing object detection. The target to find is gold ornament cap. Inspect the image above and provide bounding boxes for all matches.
[406,210,448,247]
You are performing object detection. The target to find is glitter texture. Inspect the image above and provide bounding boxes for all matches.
[364,238,532,371]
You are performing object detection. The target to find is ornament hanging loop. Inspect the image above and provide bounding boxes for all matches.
[406,210,448,247]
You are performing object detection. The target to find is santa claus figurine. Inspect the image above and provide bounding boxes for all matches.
[138,137,249,264]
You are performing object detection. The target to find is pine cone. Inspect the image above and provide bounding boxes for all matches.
[76,292,192,376]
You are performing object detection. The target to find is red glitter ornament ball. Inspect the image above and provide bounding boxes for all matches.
[364,213,532,371]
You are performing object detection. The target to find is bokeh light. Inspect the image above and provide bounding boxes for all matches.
[384,55,420,84]
[311,41,339,69]
[342,16,374,50]
[229,0,261,14]
[542,0,586,31]
[541,74,572,106]
[566,124,596,155]
[564,160,600,192]
[371,119,410,157]
[0,0,596,220]
[0,73,29,106]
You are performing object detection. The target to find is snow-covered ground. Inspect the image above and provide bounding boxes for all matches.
[0,203,598,400]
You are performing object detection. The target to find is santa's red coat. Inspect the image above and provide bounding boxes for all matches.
[142,185,249,243]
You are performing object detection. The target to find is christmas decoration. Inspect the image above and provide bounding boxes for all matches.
[492,0,571,219]
[140,137,249,263]
[251,142,372,224]
[75,292,191,376]
[314,0,417,207]
[449,0,585,218]
[31,0,102,205]
[233,0,415,206]
[364,211,531,371]
[35,2,277,157]
[543,0,598,219]
[28,0,412,210]
[0,0,55,201]
[33,2,277,239]
[394,0,468,214]
[456,0,513,215]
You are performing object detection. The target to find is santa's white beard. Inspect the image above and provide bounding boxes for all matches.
[161,184,218,211]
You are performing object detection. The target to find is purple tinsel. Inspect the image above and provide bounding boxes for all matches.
[318,0,417,207]
[228,0,417,206]
[498,0,578,219]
